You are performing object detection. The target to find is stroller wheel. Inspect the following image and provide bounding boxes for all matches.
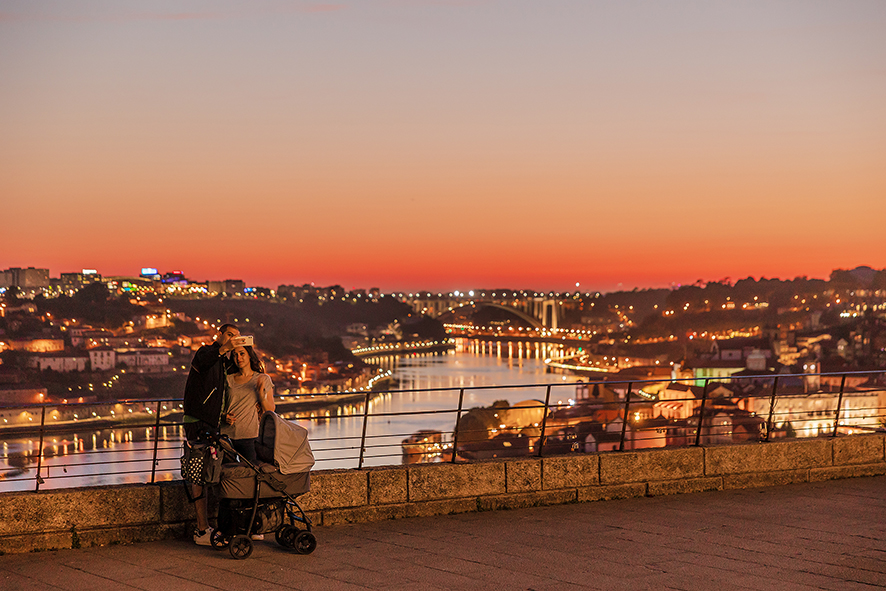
[275,525,297,548]
[294,531,317,555]
[211,529,231,550]
[229,535,254,560]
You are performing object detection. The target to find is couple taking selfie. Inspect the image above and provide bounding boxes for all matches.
[182,323,275,545]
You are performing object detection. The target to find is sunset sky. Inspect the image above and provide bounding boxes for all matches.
[2,1,884,293]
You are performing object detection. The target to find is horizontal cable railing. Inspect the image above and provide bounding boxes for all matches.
[0,370,884,492]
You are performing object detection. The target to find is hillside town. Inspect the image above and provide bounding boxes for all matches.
[1,265,885,457]
[0,267,446,407]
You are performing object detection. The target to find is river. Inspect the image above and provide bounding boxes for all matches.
[0,339,583,492]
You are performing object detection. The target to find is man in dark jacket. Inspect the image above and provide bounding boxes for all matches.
[183,323,239,545]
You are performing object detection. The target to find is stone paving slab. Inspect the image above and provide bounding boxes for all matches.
[1,475,884,591]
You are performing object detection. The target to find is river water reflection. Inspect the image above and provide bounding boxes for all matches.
[292,339,580,469]
[0,339,583,491]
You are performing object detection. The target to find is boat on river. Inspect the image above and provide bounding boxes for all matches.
[401,430,446,464]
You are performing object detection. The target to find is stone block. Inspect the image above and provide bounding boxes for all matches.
[298,469,367,511]
[408,462,505,502]
[368,467,407,505]
[647,476,722,497]
[723,469,808,490]
[76,524,185,548]
[406,498,478,518]
[600,448,703,484]
[542,455,599,489]
[506,458,541,493]
[0,521,188,555]
[832,434,885,466]
[477,490,576,512]
[0,485,160,536]
[809,463,886,482]
[0,531,75,554]
[577,482,646,503]
[159,481,191,523]
[323,503,410,526]
[706,440,830,475]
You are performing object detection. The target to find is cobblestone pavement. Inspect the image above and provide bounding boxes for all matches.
[1,476,884,590]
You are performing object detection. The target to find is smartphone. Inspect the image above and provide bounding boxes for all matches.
[231,335,254,348]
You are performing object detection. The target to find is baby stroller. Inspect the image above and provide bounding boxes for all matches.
[211,412,317,560]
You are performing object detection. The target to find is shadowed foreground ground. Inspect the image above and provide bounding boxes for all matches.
[1,476,884,590]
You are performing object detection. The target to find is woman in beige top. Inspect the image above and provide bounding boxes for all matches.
[221,345,275,464]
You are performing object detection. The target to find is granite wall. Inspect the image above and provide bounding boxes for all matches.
[1,434,883,554]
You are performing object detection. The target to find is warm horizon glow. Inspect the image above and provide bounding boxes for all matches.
[2,1,884,293]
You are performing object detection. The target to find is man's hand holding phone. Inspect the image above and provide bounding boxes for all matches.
[231,336,254,348]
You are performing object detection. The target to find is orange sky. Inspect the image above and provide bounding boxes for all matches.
[1,1,884,292]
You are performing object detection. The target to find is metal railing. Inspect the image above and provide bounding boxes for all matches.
[0,370,884,492]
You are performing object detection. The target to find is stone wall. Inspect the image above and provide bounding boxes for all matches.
[1,434,883,554]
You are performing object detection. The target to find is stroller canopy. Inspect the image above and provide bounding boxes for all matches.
[258,412,315,474]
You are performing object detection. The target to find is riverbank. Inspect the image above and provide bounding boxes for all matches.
[352,340,455,358]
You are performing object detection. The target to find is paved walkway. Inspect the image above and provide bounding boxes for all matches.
[1,476,884,590]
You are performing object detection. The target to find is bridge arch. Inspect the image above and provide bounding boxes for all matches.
[438,302,544,329]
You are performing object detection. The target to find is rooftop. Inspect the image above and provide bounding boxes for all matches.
[1,475,883,590]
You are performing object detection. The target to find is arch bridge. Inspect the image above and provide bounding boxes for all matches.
[402,294,562,329]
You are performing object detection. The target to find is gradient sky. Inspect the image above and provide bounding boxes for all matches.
[1,0,885,293]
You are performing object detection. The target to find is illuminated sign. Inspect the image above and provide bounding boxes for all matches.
[141,268,159,276]
[82,269,97,275]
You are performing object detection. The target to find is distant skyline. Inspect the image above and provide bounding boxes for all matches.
[3,262,881,295]
[2,1,884,292]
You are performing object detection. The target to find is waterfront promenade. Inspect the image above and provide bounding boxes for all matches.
[1,476,883,590]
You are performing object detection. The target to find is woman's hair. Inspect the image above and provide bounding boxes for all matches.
[229,345,265,374]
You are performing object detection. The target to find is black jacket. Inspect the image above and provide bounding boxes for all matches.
[183,342,231,429]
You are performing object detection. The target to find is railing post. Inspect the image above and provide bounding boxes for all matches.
[150,400,162,483]
[450,388,465,463]
[831,374,847,437]
[35,406,47,491]
[536,385,553,457]
[765,376,779,442]
[357,390,372,469]
[618,382,633,451]
[694,381,710,447]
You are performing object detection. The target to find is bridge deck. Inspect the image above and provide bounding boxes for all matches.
[1,476,884,590]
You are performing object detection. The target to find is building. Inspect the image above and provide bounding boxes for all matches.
[69,328,144,349]
[179,334,214,350]
[224,279,246,296]
[742,387,881,437]
[88,348,116,371]
[27,352,89,373]
[0,386,48,405]
[690,359,747,386]
[208,279,246,297]
[105,276,154,295]
[114,348,172,373]
[59,271,103,294]
[2,338,65,353]
[0,267,50,294]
